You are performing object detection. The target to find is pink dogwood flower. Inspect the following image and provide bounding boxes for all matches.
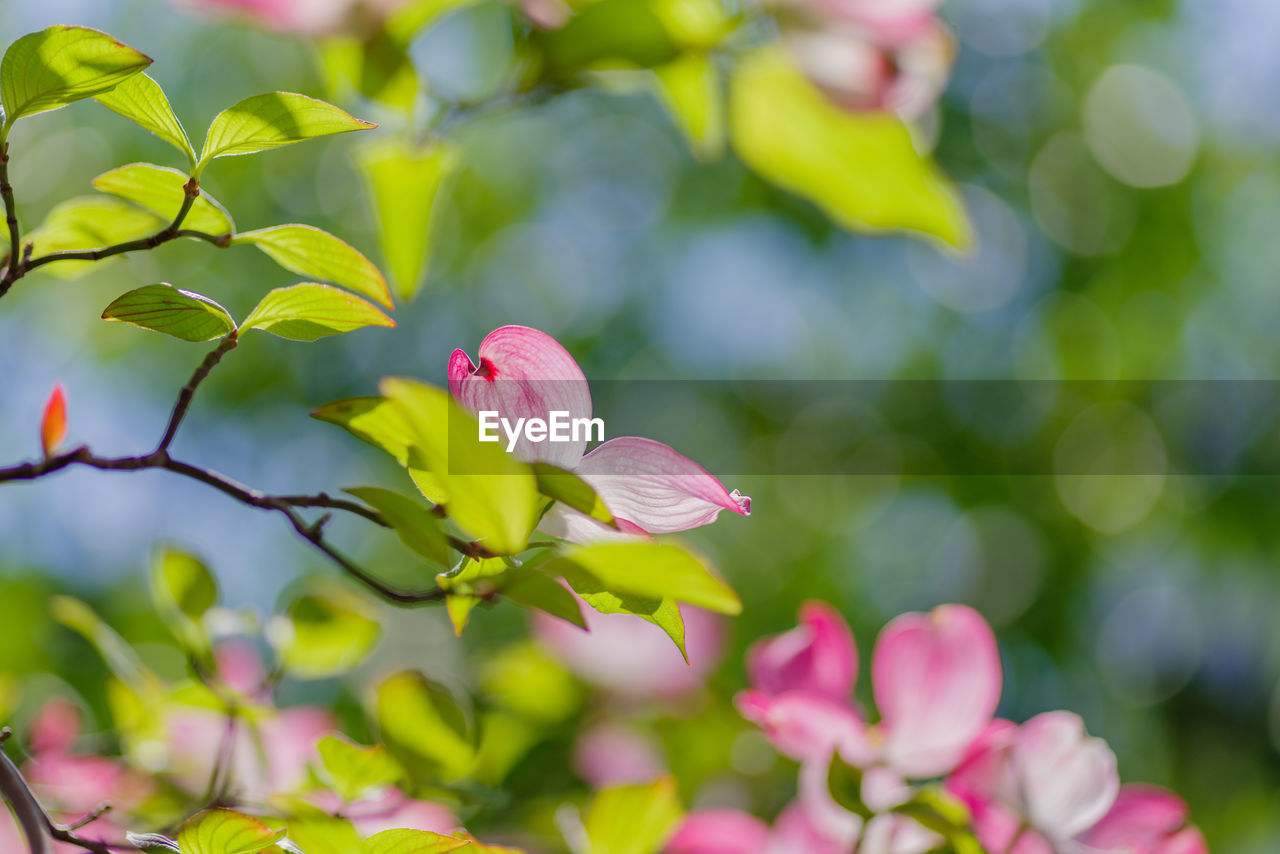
[666,809,772,854]
[449,326,750,541]
[171,0,409,36]
[747,601,858,704]
[1075,786,1208,854]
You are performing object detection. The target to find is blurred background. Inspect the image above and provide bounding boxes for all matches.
[3,0,1280,850]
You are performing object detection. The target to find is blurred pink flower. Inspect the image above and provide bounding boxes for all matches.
[746,601,858,703]
[666,809,772,854]
[1075,785,1208,854]
[534,598,726,700]
[310,787,458,835]
[573,723,666,788]
[449,326,750,541]
[172,0,409,36]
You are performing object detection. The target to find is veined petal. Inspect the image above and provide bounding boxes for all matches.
[665,810,772,854]
[1012,712,1118,841]
[575,437,751,534]
[747,601,858,702]
[538,502,651,544]
[873,604,1002,778]
[449,325,592,469]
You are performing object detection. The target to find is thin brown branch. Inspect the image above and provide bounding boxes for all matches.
[0,144,23,299]
[157,335,239,453]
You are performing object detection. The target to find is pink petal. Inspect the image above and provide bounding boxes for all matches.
[665,810,772,854]
[1012,712,1118,841]
[735,690,871,764]
[1078,785,1204,854]
[817,0,940,44]
[29,697,82,756]
[858,814,944,854]
[346,788,458,835]
[449,325,594,469]
[574,724,666,788]
[747,601,858,703]
[872,604,1002,778]
[769,801,858,854]
[214,638,267,698]
[574,437,750,534]
[260,706,334,795]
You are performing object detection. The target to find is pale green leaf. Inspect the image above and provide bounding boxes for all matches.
[316,734,403,802]
[364,828,470,854]
[532,463,614,527]
[241,282,394,341]
[479,640,582,724]
[199,91,375,167]
[92,162,234,235]
[564,570,686,660]
[150,544,217,624]
[0,26,151,131]
[267,589,381,679]
[286,816,363,854]
[547,541,741,615]
[654,52,725,160]
[94,72,194,165]
[445,593,480,636]
[380,379,539,555]
[51,595,150,689]
[376,671,475,780]
[582,777,683,854]
[312,396,415,465]
[26,196,162,276]
[102,283,235,342]
[345,486,452,566]
[177,810,285,854]
[233,224,390,308]
[730,46,970,249]
[358,137,458,302]
[502,569,586,629]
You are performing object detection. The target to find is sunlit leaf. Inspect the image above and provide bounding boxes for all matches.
[233,224,390,308]
[0,26,151,130]
[51,595,150,688]
[446,593,480,636]
[93,163,234,234]
[285,816,363,854]
[312,397,414,464]
[176,809,286,854]
[266,589,381,679]
[537,0,677,74]
[316,734,404,802]
[94,72,195,165]
[26,196,163,276]
[730,46,970,249]
[581,777,682,854]
[376,671,475,781]
[654,52,725,160]
[364,828,470,854]
[502,569,586,629]
[357,137,458,302]
[150,545,218,643]
[241,282,394,341]
[479,640,581,724]
[345,486,452,566]
[102,283,235,342]
[450,834,524,853]
[548,541,741,615]
[563,569,687,659]
[532,463,614,527]
[198,91,375,168]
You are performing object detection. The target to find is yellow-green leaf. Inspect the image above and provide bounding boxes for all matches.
[532,463,614,527]
[582,777,683,854]
[241,282,394,341]
[345,486,452,566]
[102,283,235,342]
[176,809,286,854]
[358,137,458,302]
[233,224,390,308]
[376,671,475,781]
[150,544,218,625]
[26,196,163,276]
[564,570,687,660]
[364,828,470,854]
[502,569,587,629]
[267,589,381,679]
[1,26,151,132]
[547,541,741,615]
[93,162,234,235]
[655,52,725,160]
[94,72,194,165]
[312,396,415,465]
[729,46,970,249]
[198,91,375,168]
[316,734,404,802]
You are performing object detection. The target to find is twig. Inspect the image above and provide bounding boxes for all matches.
[0,144,21,291]
[0,729,51,854]
[156,334,239,453]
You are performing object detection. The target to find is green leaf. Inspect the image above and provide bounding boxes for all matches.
[376,671,475,781]
[233,224,391,308]
[502,569,586,629]
[357,137,458,302]
[26,196,162,276]
[345,486,452,566]
[827,752,873,819]
[381,379,540,555]
[267,589,381,679]
[94,72,195,165]
[312,396,416,465]
[582,777,683,854]
[93,163,234,234]
[50,595,150,688]
[241,282,394,341]
[102,283,235,342]
[150,545,218,638]
[316,734,404,802]
[479,640,582,723]
[547,541,741,615]
[198,91,375,169]
[176,809,286,854]
[563,569,686,660]
[364,829,470,854]
[537,0,677,75]
[286,816,363,854]
[445,593,480,636]
[729,46,970,249]
[532,463,614,527]
[654,53,725,161]
[0,26,151,132]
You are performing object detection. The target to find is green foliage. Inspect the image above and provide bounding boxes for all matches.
[654,53,725,160]
[233,224,392,308]
[345,486,453,566]
[729,46,970,249]
[150,545,218,650]
[547,541,742,615]
[94,72,196,166]
[376,670,476,781]
[0,25,150,133]
[364,828,470,854]
[581,777,683,854]
[267,588,381,679]
[197,91,375,170]
[827,752,873,819]
[316,734,404,802]
[25,196,162,274]
[358,137,458,302]
[93,162,234,234]
[312,396,417,466]
[537,0,677,74]
[102,283,236,342]
[566,571,688,658]
[241,282,395,341]
[500,567,587,629]
[531,463,614,527]
[176,809,286,854]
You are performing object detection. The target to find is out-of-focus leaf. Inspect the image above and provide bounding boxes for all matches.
[150,545,218,648]
[445,593,480,636]
[312,397,415,465]
[241,282,394,341]
[381,379,539,554]
[547,541,741,614]
[285,816,363,854]
[345,486,452,566]
[502,569,586,629]
[564,569,687,659]
[316,34,418,115]
[827,752,873,819]
[654,52,724,160]
[26,197,163,276]
[316,735,404,802]
[176,809,286,854]
[50,595,149,688]
[40,385,66,458]
[102,283,235,342]
[94,73,195,165]
[364,828,470,854]
[357,137,458,302]
[449,833,524,853]
[650,0,732,48]
[266,589,381,679]
[233,224,390,308]
[376,671,475,781]
[729,46,970,249]
[0,26,151,130]
[480,640,581,723]
[581,777,682,854]
[537,0,677,74]
[198,92,375,169]
[93,163,234,234]
[532,463,614,527]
